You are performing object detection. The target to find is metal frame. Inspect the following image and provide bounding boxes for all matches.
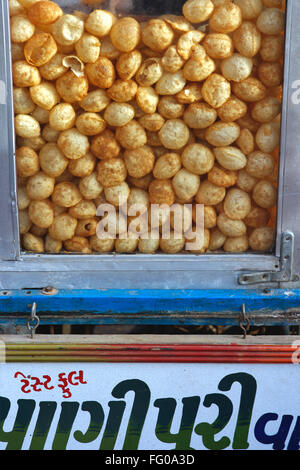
[1,0,300,292]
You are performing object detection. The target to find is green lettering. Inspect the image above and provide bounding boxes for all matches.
[29,401,57,450]
[218,372,257,450]
[154,396,200,450]
[194,393,233,450]
[51,402,80,450]
[111,379,151,450]
[73,401,105,444]
[100,401,126,450]
[0,397,35,450]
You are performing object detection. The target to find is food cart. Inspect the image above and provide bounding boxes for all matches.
[0,0,299,452]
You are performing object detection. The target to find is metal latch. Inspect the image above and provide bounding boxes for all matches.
[238,231,299,285]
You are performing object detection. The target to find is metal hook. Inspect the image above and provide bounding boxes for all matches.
[239,303,250,339]
[27,302,40,339]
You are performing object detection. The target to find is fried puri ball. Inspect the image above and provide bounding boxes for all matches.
[116,50,142,81]
[256,8,285,35]
[207,165,237,188]
[39,53,67,80]
[44,233,62,253]
[68,152,96,178]
[48,213,78,241]
[51,181,82,208]
[160,231,185,254]
[148,179,175,206]
[85,9,116,37]
[252,179,277,208]
[251,96,281,123]
[39,142,68,177]
[27,1,63,25]
[49,103,76,131]
[124,145,155,178]
[107,79,138,103]
[52,14,84,46]
[202,33,234,60]
[217,212,247,237]
[97,158,127,188]
[9,0,26,16]
[177,30,205,61]
[85,57,116,89]
[183,53,216,82]
[208,227,226,251]
[64,236,91,253]
[245,151,275,178]
[127,187,149,216]
[68,200,96,220]
[209,3,242,33]
[12,60,41,87]
[73,33,100,64]
[110,17,141,53]
[255,122,280,153]
[214,146,247,171]
[13,87,35,114]
[224,235,249,252]
[10,15,35,43]
[162,45,185,73]
[205,121,240,147]
[158,119,190,150]
[136,87,159,114]
[232,77,266,102]
[138,233,160,254]
[104,102,135,127]
[153,153,182,179]
[16,146,40,177]
[24,32,57,67]
[26,171,55,200]
[89,235,115,253]
[182,0,214,23]
[75,218,98,237]
[138,113,165,132]
[79,171,103,200]
[236,128,255,155]
[172,169,200,201]
[91,129,120,160]
[75,113,106,136]
[15,114,40,138]
[184,102,217,129]
[223,187,251,220]
[236,169,258,192]
[29,81,60,111]
[202,73,231,108]
[234,0,263,20]
[258,61,282,88]
[22,232,44,252]
[115,234,139,253]
[104,181,130,207]
[80,89,110,113]
[57,128,89,160]
[115,120,147,150]
[244,206,270,228]
[195,180,226,206]
[182,143,215,175]
[259,34,284,62]
[220,54,253,82]
[142,19,174,53]
[155,70,186,96]
[233,21,261,58]
[249,227,275,252]
[56,71,89,103]
[28,199,54,228]
[217,96,247,122]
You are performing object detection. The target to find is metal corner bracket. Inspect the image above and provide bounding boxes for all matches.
[238,231,299,285]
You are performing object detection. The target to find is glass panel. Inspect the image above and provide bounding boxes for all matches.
[10,0,285,256]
